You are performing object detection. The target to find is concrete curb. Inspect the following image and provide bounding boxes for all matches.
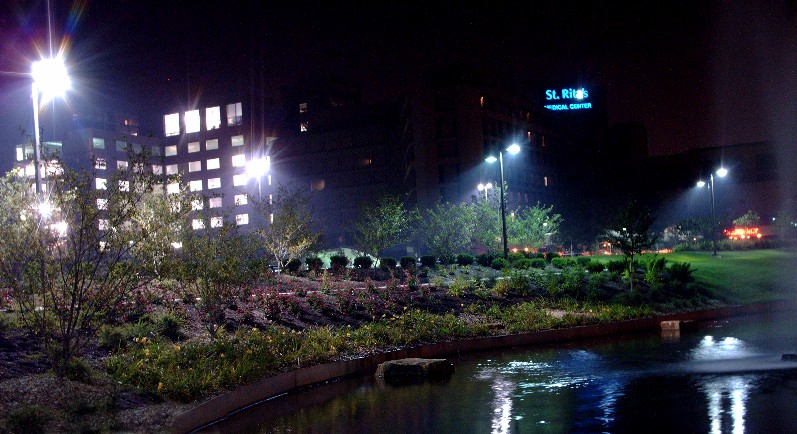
[169,301,797,433]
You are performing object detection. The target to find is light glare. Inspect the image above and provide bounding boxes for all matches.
[32,56,71,103]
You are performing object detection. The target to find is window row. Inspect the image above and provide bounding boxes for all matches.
[98,153,249,175]
[98,213,249,232]
[164,102,243,137]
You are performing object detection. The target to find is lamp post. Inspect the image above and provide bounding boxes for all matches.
[485,143,521,259]
[477,182,493,200]
[246,156,270,199]
[696,167,728,256]
[31,56,71,195]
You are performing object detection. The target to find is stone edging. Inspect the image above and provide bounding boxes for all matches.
[169,301,797,433]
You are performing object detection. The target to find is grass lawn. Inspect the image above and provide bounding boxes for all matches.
[596,249,797,304]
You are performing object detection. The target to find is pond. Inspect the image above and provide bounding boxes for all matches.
[200,310,797,433]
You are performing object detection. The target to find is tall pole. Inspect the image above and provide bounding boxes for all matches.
[32,84,43,194]
[710,173,718,256]
[498,151,508,259]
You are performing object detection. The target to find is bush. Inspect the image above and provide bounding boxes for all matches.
[456,253,475,266]
[437,254,455,265]
[62,357,94,383]
[285,258,302,273]
[576,256,592,265]
[586,262,606,273]
[353,256,373,269]
[305,256,323,272]
[668,261,694,284]
[508,252,525,263]
[329,255,349,271]
[420,255,437,267]
[530,258,547,269]
[544,251,560,262]
[512,258,533,269]
[476,253,495,267]
[155,310,187,341]
[380,257,397,269]
[400,256,416,270]
[490,257,509,270]
[607,259,628,273]
[551,257,574,269]
[5,405,49,434]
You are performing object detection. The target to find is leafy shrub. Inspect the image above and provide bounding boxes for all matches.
[668,261,694,284]
[285,258,302,273]
[551,257,574,269]
[400,256,416,270]
[576,256,592,265]
[353,256,373,269]
[530,258,547,269]
[490,257,509,270]
[476,253,495,267]
[544,251,560,262]
[508,252,525,263]
[456,253,475,266]
[305,256,323,272]
[5,405,49,434]
[500,268,531,295]
[155,310,187,341]
[586,262,606,273]
[63,357,94,383]
[644,256,668,286]
[329,255,349,271]
[607,259,628,273]
[448,276,475,297]
[512,258,533,269]
[420,255,437,267]
[379,257,397,269]
[438,254,455,265]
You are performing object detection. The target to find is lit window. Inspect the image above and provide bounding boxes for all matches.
[164,113,180,136]
[211,216,223,228]
[206,106,221,130]
[152,165,163,175]
[97,198,107,210]
[299,102,308,113]
[188,141,200,153]
[208,178,221,189]
[16,147,24,161]
[231,135,244,147]
[544,176,549,187]
[165,145,177,156]
[95,158,106,170]
[207,158,220,170]
[209,197,222,208]
[119,180,129,191]
[236,213,249,225]
[152,146,161,156]
[189,180,203,191]
[205,139,218,150]
[99,219,110,230]
[192,219,205,230]
[117,160,128,170]
[226,102,242,126]
[300,121,309,132]
[233,194,247,206]
[167,183,180,194]
[116,141,127,152]
[188,161,202,172]
[166,164,178,175]
[231,154,246,167]
[96,178,107,190]
[93,138,105,149]
[233,174,248,186]
[185,110,200,133]
[191,199,204,210]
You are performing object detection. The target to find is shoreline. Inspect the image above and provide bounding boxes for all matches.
[168,300,797,433]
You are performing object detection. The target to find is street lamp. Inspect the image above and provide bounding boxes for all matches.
[31,55,71,195]
[246,156,270,199]
[477,182,493,200]
[696,167,728,256]
[485,143,521,259]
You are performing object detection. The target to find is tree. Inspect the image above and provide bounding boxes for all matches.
[470,190,502,253]
[352,194,417,259]
[733,210,760,228]
[0,149,192,375]
[602,199,657,291]
[178,211,259,338]
[418,201,475,258]
[508,203,562,250]
[252,184,319,270]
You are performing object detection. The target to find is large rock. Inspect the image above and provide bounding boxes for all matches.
[375,358,455,385]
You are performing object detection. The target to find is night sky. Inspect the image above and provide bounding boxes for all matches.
[2,1,796,166]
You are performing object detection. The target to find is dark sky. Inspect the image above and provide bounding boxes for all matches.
[3,1,797,160]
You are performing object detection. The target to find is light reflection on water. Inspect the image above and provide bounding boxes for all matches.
[203,313,797,434]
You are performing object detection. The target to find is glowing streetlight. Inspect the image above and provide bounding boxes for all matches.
[696,167,728,256]
[246,156,270,199]
[485,143,521,259]
[31,55,71,194]
[477,182,493,200]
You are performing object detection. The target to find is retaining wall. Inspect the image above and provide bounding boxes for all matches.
[169,301,797,433]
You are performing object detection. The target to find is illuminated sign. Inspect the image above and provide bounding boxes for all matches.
[724,227,762,240]
[544,87,592,111]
